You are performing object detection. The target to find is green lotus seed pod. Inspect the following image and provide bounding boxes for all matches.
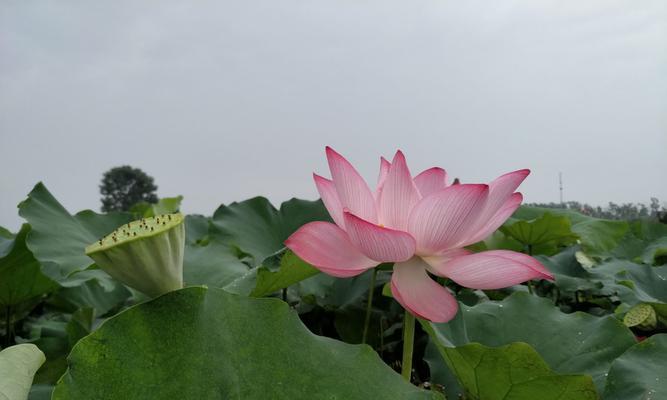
[623,303,657,331]
[85,213,184,297]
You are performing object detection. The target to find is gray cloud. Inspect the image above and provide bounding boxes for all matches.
[1,0,666,231]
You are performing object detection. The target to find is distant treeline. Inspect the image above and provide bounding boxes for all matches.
[526,198,667,222]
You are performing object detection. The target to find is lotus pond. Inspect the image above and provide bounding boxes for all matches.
[1,149,666,400]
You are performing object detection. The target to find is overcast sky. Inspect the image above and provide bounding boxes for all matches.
[1,1,666,231]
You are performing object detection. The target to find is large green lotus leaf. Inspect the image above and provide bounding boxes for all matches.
[48,269,131,317]
[0,227,13,257]
[612,220,667,264]
[536,248,604,295]
[641,236,667,266]
[224,249,321,299]
[250,250,319,297]
[602,334,667,400]
[474,230,524,253]
[534,247,634,305]
[424,292,636,392]
[65,307,95,348]
[183,239,251,288]
[538,250,667,316]
[592,259,667,304]
[424,340,463,397]
[512,206,591,224]
[591,259,667,322]
[0,344,46,400]
[207,197,331,296]
[572,219,628,257]
[0,224,58,307]
[210,197,330,266]
[151,196,182,215]
[17,183,133,280]
[423,337,598,400]
[0,226,12,239]
[500,213,578,255]
[182,214,251,288]
[183,214,210,244]
[28,384,53,400]
[21,314,71,386]
[53,287,439,400]
[130,196,183,218]
[512,207,628,256]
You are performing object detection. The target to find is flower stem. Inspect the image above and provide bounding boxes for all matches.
[4,306,11,348]
[401,310,415,381]
[362,268,377,344]
[525,244,536,294]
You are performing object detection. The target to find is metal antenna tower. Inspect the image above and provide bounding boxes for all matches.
[559,172,563,205]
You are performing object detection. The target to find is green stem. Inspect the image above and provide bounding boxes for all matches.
[526,244,535,294]
[379,316,385,358]
[282,288,287,303]
[401,310,415,381]
[362,268,377,344]
[4,306,11,348]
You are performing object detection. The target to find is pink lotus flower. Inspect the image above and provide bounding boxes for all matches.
[285,147,554,322]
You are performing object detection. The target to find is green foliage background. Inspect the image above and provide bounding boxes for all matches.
[2,182,667,399]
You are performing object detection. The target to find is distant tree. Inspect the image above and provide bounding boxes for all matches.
[100,166,158,212]
[650,197,661,216]
[526,199,666,222]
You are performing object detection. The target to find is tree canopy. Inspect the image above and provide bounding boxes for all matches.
[100,166,158,212]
